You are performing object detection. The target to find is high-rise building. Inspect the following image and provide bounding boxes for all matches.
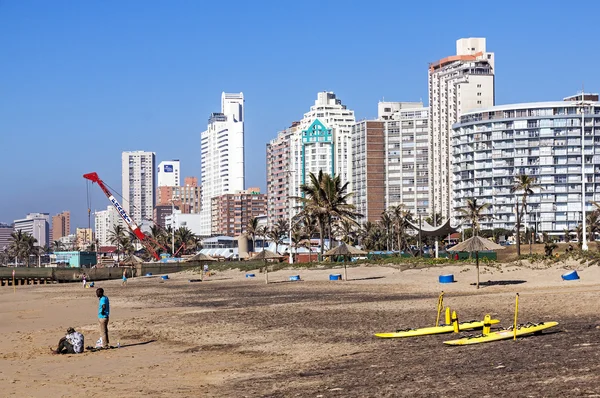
[13,213,50,248]
[122,151,156,228]
[200,92,245,236]
[157,176,201,214]
[429,37,495,222]
[289,91,356,199]
[157,160,180,188]
[211,188,267,236]
[266,122,300,226]
[0,223,14,252]
[452,95,600,236]
[352,102,429,222]
[94,206,124,247]
[51,211,71,242]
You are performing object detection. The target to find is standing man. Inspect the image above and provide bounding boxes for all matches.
[96,288,110,348]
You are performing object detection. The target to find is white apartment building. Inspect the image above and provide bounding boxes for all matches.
[352,102,429,222]
[122,151,156,227]
[453,95,600,236]
[157,160,180,187]
[200,92,245,236]
[289,92,356,200]
[429,37,495,223]
[94,205,125,247]
[13,213,50,248]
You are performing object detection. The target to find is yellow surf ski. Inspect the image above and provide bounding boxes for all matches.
[444,322,558,345]
[375,319,500,338]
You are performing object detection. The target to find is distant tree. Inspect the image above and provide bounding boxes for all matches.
[457,198,491,236]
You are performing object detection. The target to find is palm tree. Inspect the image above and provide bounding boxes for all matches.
[379,212,394,251]
[108,225,127,263]
[246,217,260,253]
[335,218,357,245]
[457,198,491,237]
[587,210,600,242]
[297,171,361,257]
[52,240,63,253]
[511,174,542,255]
[175,226,196,255]
[267,219,287,254]
[300,212,318,262]
[389,205,414,253]
[148,225,166,254]
[9,230,37,266]
[563,228,572,243]
[9,230,26,265]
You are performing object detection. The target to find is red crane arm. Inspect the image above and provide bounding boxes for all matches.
[84,172,161,261]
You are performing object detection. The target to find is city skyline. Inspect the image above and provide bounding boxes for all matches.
[1,1,600,229]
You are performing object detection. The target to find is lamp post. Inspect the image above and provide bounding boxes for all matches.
[286,168,295,264]
[37,224,41,267]
[171,200,175,256]
[580,92,589,251]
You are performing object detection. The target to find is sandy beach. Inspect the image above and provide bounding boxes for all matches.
[1,261,600,397]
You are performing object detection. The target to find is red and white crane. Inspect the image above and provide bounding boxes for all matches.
[84,172,163,261]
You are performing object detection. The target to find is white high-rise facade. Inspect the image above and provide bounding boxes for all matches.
[94,206,124,247]
[290,92,356,200]
[157,160,180,187]
[13,213,50,248]
[429,38,495,222]
[200,92,245,236]
[122,151,156,227]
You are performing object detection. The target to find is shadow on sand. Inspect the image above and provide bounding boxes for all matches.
[348,276,386,282]
[470,280,527,287]
[120,340,156,349]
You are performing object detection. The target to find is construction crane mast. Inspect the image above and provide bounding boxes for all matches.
[84,172,162,261]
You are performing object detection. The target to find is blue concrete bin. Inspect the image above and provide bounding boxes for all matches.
[329,274,342,281]
[439,274,455,283]
[562,270,580,281]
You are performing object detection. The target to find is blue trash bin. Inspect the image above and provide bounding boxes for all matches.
[329,274,342,281]
[562,270,580,281]
[439,274,455,283]
[289,275,301,281]
[246,273,255,278]
[161,275,169,280]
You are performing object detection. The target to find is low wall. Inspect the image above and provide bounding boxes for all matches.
[0,266,133,284]
[0,263,200,286]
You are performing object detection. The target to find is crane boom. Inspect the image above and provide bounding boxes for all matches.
[84,172,161,261]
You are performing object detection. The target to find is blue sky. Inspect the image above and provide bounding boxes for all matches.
[1,0,599,230]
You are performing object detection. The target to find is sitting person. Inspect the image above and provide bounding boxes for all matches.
[54,327,84,354]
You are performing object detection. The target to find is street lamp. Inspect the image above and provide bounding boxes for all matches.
[171,200,175,256]
[285,167,295,264]
[579,92,589,251]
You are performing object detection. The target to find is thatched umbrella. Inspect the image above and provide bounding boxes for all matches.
[447,236,505,289]
[324,242,367,281]
[186,252,217,262]
[250,250,282,284]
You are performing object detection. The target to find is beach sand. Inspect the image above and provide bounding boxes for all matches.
[1,261,600,397]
